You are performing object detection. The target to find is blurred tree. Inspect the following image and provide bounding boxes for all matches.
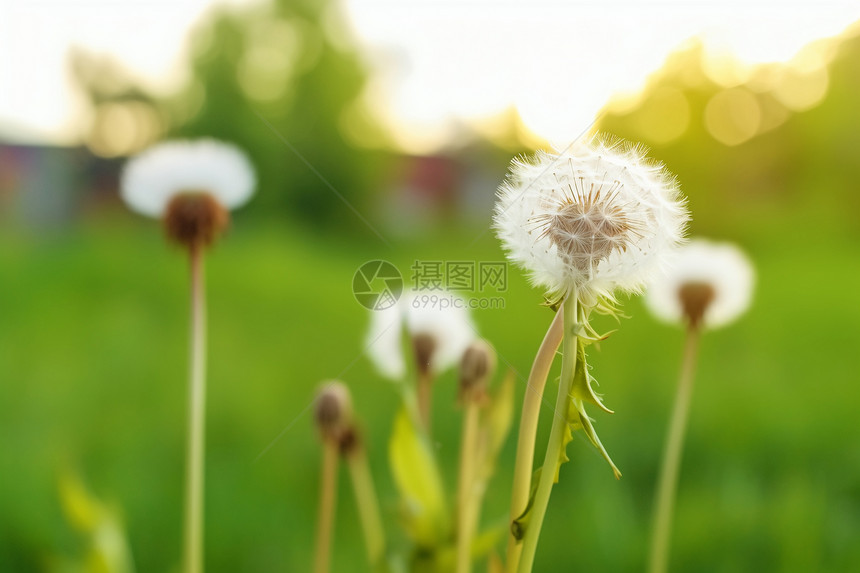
[74,0,394,227]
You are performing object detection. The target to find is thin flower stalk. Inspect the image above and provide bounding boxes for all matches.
[315,440,339,573]
[416,369,434,432]
[183,242,207,573]
[456,400,481,573]
[345,441,387,570]
[648,325,701,573]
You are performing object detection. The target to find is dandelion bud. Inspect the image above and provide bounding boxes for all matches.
[336,426,362,457]
[412,333,437,377]
[164,192,229,248]
[314,381,353,443]
[459,339,496,400]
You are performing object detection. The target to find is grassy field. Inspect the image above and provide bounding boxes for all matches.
[1,205,858,572]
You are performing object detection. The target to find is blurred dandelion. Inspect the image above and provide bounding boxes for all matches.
[645,239,755,329]
[455,339,496,573]
[121,139,255,573]
[494,134,689,573]
[644,239,754,573]
[365,291,475,430]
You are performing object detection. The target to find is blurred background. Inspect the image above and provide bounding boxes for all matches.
[1,0,859,571]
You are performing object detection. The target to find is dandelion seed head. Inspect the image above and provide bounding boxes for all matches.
[494,134,688,303]
[121,139,255,218]
[645,239,755,329]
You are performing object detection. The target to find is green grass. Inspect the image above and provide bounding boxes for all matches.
[1,206,858,572]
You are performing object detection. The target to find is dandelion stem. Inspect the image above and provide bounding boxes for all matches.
[516,295,577,573]
[183,243,206,573]
[648,325,702,573]
[346,447,386,570]
[506,309,564,572]
[315,440,339,573]
[417,371,433,432]
[456,400,481,573]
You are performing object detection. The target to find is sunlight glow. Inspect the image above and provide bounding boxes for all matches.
[0,0,858,149]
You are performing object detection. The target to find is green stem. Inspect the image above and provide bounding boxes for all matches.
[417,371,433,433]
[506,309,564,572]
[183,244,206,573]
[315,441,339,573]
[648,325,701,573]
[516,294,578,573]
[456,401,481,573]
[346,447,386,570]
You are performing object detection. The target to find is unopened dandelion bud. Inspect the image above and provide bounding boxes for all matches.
[412,333,437,377]
[314,381,353,443]
[337,425,362,457]
[459,340,496,400]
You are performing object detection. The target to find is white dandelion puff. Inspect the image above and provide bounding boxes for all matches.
[645,238,755,329]
[121,139,256,218]
[365,303,407,380]
[494,134,689,305]
[365,291,476,380]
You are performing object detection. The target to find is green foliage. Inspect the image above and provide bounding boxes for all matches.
[388,409,449,548]
[54,472,135,573]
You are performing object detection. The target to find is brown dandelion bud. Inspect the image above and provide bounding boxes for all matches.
[337,425,363,458]
[678,281,716,329]
[459,339,496,401]
[412,333,437,377]
[314,381,353,443]
[163,192,229,249]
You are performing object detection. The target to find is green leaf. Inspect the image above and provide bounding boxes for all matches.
[388,408,449,547]
[570,338,613,414]
[567,339,622,479]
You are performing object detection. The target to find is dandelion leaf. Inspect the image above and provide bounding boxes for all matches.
[388,408,449,546]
